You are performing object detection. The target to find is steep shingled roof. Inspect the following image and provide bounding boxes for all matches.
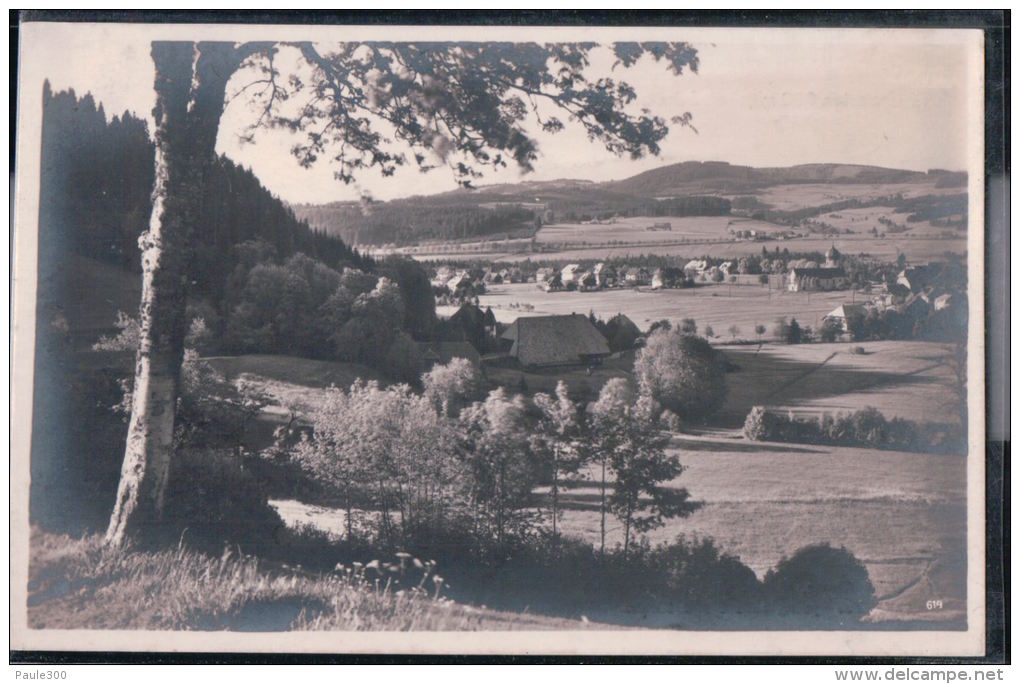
[500,314,610,368]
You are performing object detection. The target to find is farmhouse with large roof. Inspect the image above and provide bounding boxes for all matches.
[500,314,611,369]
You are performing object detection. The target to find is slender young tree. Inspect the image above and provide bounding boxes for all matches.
[606,396,699,560]
[532,381,579,540]
[586,378,634,557]
[106,39,700,545]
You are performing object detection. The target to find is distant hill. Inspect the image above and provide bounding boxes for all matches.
[604,161,933,196]
[291,161,962,248]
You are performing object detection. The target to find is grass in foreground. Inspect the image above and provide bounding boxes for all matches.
[26,528,587,631]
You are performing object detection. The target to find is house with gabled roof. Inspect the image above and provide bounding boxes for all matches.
[560,263,582,285]
[499,314,611,369]
[787,266,849,292]
[823,303,867,332]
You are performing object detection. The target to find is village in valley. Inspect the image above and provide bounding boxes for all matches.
[420,240,965,388]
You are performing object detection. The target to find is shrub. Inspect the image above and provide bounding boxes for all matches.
[647,536,762,610]
[161,448,288,556]
[742,406,774,441]
[820,318,842,343]
[660,409,683,432]
[762,544,876,622]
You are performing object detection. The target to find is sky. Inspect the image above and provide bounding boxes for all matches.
[21,23,981,205]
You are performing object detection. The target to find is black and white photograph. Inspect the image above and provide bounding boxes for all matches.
[10,16,994,658]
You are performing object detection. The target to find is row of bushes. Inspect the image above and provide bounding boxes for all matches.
[267,519,877,627]
[743,406,965,454]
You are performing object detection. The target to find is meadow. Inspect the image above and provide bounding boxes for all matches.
[27,528,595,631]
[551,436,966,625]
[746,181,960,211]
[717,341,962,427]
[476,281,856,335]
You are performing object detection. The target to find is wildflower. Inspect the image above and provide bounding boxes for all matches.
[395,552,411,559]
[365,559,381,571]
[412,558,424,569]
[432,575,443,585]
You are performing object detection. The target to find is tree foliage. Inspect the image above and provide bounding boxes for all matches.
[634,330,728,422]
[40,84,369,284]
[459,389,541,554]
[585,380,698,558]
[422,357,483,417]
[532,381,582,537]
[240,41,699,187]
[763,544,877,621]
[293,380,464,543]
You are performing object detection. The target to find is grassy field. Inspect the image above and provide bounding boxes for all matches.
[550,433,966,624]
[27,528,598,631]
[748,181,959,212]
[716,341,962,427]
[205,354,386,417]
[270,432,967,627]
[816,206,966,239]
[477,281,856,334]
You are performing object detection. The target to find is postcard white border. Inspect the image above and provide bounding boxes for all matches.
[10,21,988,657]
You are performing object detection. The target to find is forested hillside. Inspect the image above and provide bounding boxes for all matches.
[293,201,537,246]
[39,81,370,305]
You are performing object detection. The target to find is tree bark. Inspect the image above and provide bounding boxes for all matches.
[105,42,247,546]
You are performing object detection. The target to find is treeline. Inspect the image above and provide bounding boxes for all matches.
[294,202,537,246]
[743,406,964,455]
[898,194,968,224]
[39,82,370,303]
[551,194,731,223]
[39,82,155,271]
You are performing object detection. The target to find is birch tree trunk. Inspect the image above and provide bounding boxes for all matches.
[106,42,244,546]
